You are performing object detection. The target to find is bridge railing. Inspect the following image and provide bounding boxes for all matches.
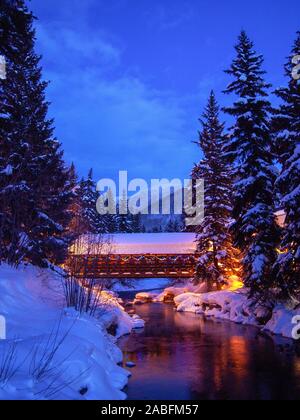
[66,253,198,279]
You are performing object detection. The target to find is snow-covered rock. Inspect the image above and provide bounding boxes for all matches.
[125,362,136,368]
[264,305,300,339]
[174,289,300,339]
[134,292,155,305]
[131,314,145,329]
[156,281,208,303]
[96,290,141,337]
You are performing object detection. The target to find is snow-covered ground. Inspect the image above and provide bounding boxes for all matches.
[2,260,298,400]
[0,263,143,400]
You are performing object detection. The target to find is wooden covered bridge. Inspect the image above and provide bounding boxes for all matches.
[67,233,198,279]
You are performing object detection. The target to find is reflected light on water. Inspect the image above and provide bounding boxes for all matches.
[118,303,300,400]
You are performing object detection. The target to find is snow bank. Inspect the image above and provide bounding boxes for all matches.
[264,305,300,339]
[174,290,255,324]
[97,291,145,336]
[174,290,300,339]
[0,263,139,400]
[131,280,208,305]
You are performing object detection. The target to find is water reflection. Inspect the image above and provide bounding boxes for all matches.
[118,303,300,400]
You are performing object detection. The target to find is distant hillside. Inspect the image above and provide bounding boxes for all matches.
[139,188,186,232]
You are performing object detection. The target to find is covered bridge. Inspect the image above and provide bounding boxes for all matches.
[68,233,198,279]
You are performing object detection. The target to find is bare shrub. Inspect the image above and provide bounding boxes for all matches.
[36,366,90,400]
[0,340,20,386]
[29,315,90,400]
[0,317,90,400]
[64,232,136,317]
[64,234,113,315]
[29,314,76,381]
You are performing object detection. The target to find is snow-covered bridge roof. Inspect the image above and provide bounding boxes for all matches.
[72,233,198,255]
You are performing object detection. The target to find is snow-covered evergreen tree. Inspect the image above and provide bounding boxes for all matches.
[273,32,300,167]
[165,220,175,232]
[193,92,241,290]
[131,213,143,233]
[78,169,105,234]
[273,32,300,299]
[152,225,163,233]
[105,188,118,233]
[164,217,183,232]
[117,191,132,233]
[0,0,74,266]
[66,163,83,238]
[223,31,279,298]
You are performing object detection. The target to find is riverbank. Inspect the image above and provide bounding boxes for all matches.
[174,290,300,339]
[0,264,141,400]
[133,283,300,340]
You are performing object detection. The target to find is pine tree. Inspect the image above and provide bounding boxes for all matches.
[273,32,300,299]
[165,218,183,233]
[78,169,103,234]
[165,219,175,232]
[0,0,74,266]
[117,190,132,233]
[273,32,300,166]
[152,225,162,233]
[223,31,279,298]
[131,213,142,233]
[193,92,241,290]
[173,220,179,232]
[105,188,118,233]
[66,163,82,237]
[174,218,184,232]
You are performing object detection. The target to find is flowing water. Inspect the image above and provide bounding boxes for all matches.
[118,298,300,400]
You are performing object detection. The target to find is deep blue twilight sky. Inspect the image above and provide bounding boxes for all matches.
[30,0,299,183]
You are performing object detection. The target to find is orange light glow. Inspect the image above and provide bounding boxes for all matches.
[226,275,243,291]
[276,248,288,255]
